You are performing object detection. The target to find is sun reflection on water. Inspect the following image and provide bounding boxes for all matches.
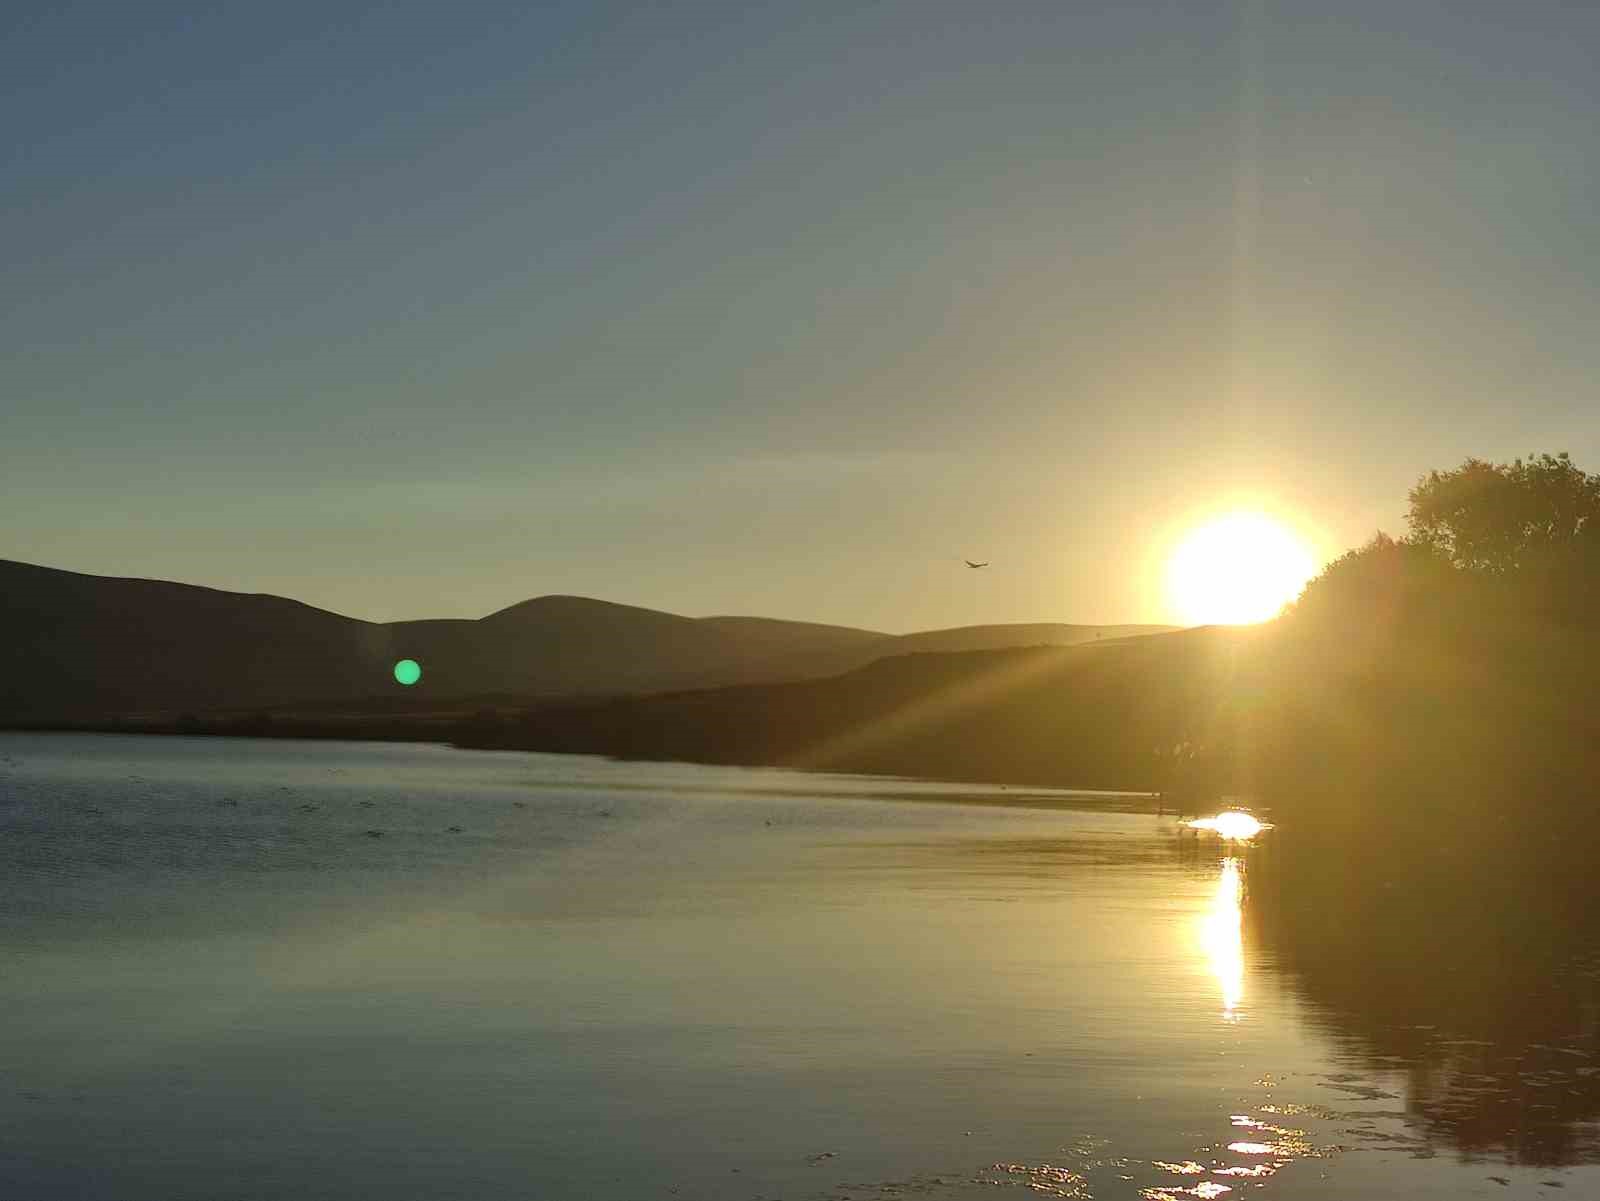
[1187,811,1268,840]
[1199,857,1245,1020]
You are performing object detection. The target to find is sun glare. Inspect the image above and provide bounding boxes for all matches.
[1188,811,1269,840]
[1167,513,1317,626]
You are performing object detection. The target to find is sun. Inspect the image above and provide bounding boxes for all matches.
[1167,512,1317,626]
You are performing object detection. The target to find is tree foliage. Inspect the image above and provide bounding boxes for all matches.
[1289,453,1600,635]
[1406,452,1600,574]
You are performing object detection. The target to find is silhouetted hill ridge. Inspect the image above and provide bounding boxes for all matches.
[455,625,1258,789]
[0,558,1173,720]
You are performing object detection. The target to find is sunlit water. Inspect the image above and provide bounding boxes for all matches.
[0,734,1594,1200]
[1187,811,1269,841]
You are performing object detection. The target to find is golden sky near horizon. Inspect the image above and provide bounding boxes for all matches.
[6,3,1598,630]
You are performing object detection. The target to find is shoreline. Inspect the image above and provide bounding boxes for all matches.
[0,721,1178,814]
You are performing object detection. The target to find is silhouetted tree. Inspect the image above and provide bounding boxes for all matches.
[1287,455,1600,637]
[1407,452,1600,574]
[1264,451,1600,850]
[1283,532,1456,664]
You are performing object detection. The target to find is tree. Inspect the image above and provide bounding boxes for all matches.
[1284,531,1452,659]
[1407,452,1600,574]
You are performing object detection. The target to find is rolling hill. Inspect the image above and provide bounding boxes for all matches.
[454,624,1265,791]
[0,558,1175,721]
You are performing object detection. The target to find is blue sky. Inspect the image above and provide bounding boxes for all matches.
[6,1,1599,629]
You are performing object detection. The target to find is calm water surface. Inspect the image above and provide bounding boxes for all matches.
[0,733,1593,1200]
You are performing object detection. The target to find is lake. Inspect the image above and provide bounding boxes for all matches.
[1,733,1595,1200]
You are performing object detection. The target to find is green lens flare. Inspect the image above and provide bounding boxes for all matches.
[393,659,422,685]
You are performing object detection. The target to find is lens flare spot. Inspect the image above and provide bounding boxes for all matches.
[393,659,422,686]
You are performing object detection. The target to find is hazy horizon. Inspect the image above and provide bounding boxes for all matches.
[8,1,1599,629]
[3,551,1192,634]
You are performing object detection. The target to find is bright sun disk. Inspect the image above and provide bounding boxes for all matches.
[1167,513,1317,626]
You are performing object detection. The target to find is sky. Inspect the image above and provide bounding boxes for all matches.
[6,1,1600,631]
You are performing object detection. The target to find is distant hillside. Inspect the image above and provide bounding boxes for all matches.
[728,620,1178,685]
[888,622,1173,654]
[0,559,384,719]
[455,625,1259,791]
[0,558,1172,721]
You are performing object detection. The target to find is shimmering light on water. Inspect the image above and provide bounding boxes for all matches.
[5,734,1596,1200]
[1140,1182,1233,1200]
[1187,811,1268,840]
[1199,857,1245,1020]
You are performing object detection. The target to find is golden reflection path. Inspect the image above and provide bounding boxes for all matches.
[1199,857,1244,1021]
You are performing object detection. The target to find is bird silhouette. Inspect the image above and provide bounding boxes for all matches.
[965,559,989,568]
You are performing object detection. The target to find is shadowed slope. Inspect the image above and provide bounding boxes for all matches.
[0,558,1171,721]
[888,622,1174,654]
[0,562,891,718]
[725,620,1179,683]
[464,625,1257,790]
[0,558,391,717]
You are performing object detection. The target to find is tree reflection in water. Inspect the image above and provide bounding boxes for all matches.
[1245,830,1600,1167]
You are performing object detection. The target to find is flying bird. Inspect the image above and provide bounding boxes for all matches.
[965,559,989,568]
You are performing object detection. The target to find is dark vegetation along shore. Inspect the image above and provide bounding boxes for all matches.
[1245,453,1600,1169]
